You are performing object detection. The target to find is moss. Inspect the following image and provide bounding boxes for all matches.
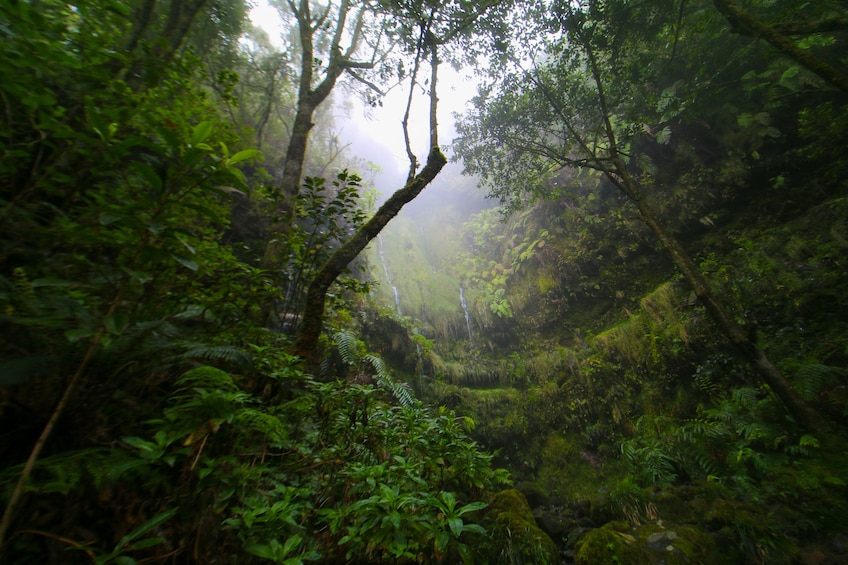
[536,433,629,506]
[576,521,720,565]
[484,489,559,564]
[575,522,651,565]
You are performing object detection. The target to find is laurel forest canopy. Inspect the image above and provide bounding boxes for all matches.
[1,0,848,563]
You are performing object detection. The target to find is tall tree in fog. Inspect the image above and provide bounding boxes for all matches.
[455,0,836,431]
[294,0,511,364]
[269,0,382,213]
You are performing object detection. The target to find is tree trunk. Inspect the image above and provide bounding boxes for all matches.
[625,185,829,433]
[294,146,447,368]
[264,0,359,269]
[580,28,828,433]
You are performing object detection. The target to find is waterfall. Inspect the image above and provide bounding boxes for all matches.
[377,235,401,314]
[459,287,473,341]
[392,285,402,313]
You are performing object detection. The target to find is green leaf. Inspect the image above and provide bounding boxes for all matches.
[100,213,123,225]
[227,148,261,166]
[435,531,450,553]
[191,121,213,146]
[124,536,165,551]
[65,328,95,342]
[104,313,128,335]
[461,523,486,535]
[245,543,276,559]
[172,254,199,271]
[282,534,303,556]
[122,268,153,285]
[117,508,177,546]
[448,517,463,537]
[457,501,487,515]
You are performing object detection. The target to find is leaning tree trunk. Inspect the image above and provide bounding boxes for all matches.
[620,176,829,433]
[579,28,829,433]
[294,47,445,370]
[294,146,447,367]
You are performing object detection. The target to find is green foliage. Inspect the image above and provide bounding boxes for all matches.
[4,360,512,563]
[277,171,372,326]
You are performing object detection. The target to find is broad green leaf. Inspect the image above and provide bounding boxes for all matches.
[104,313,128,335]
[282,534,303,556]
[448,517,463,537]
[245,543,276,559]
[65,328,94,342]
[457,501,487,515]
[191,121,213,146]
[461,523,486,535]
[435,531,450,554]
[227,148,261,166]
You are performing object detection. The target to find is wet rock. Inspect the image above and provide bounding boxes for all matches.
[646,529,678,551]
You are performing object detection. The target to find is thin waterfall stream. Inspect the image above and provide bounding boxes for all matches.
[459,286,473,341]
[377,235,401,314]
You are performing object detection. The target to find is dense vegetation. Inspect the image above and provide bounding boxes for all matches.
[2,0,847,563]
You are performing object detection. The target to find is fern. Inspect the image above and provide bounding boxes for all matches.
[365,354,416,407]
[233,408,288,446]
[794,363,846,400]
[334,330,359,365]
[177,365,239,393]
[175,342,252,368]
[330,330,416,407]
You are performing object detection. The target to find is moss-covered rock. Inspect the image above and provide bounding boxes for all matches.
[575,521,718,565]
[483,489,559,564]
[575,521,652,565]
[534,431,631,516]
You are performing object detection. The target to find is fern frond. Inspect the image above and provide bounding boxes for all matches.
[730,387,760,410]
[365,354,416,407]
[176,342,252,368]
[795,364,846,400]
[177,366,238,393]
[334,330,359,365]
[233,408,288,446]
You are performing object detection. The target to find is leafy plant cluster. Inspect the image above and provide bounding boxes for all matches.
[275,172,374,329]
[2,362,513,563]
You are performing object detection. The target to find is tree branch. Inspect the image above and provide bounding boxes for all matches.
[713,0,848,96]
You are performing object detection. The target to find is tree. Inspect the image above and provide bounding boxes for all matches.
[712,0,848,96]
[268,0,381,214]
[294,32,447,366]
[293,0,512,365]
[454,0,828,432]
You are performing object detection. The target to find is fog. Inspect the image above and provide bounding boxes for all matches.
[248,1,490,217]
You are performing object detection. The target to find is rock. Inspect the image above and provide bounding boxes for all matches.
[646,529,678,551]
[533,507,575,540]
